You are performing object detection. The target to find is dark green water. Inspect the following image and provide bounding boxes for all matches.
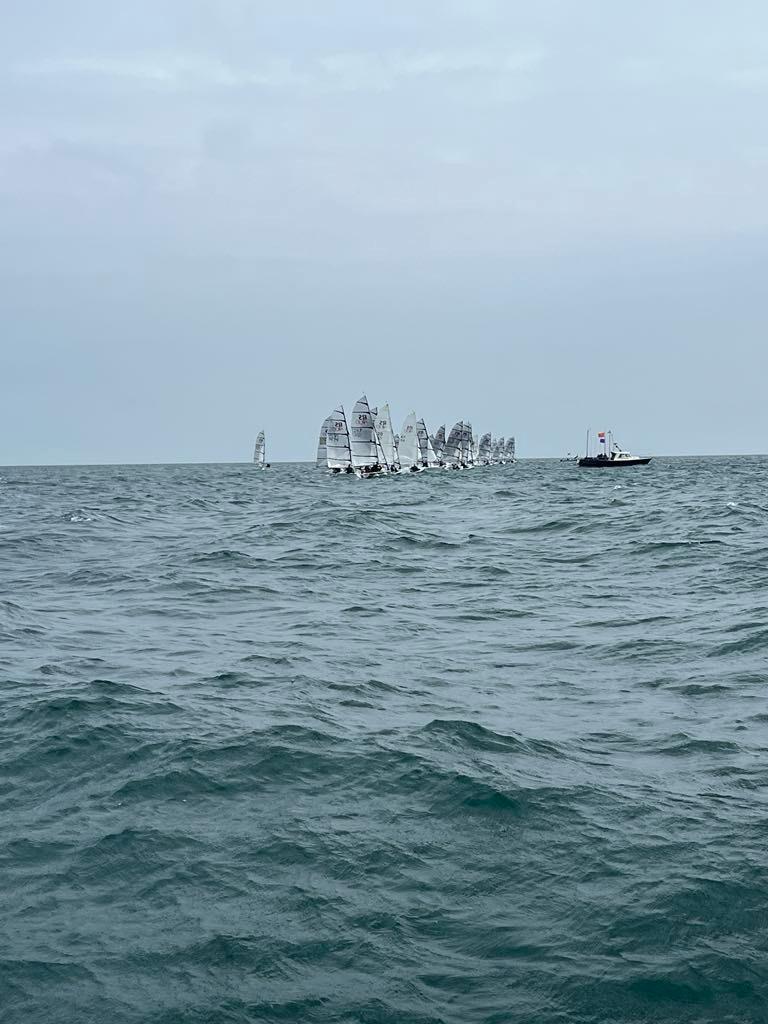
[2,458,767,1023]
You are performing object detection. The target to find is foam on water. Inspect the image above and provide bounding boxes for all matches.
[1,458,768,1023]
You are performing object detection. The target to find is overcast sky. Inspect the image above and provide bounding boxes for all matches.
[2,0,767,462]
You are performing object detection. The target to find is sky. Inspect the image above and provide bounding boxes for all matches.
[2,0,767,462]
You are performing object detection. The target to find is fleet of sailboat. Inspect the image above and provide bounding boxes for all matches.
[314,397,516,477]
[258,414,651,472]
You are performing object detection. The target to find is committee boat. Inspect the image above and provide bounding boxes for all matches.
[579,431,651,468]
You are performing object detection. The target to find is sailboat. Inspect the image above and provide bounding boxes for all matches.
[505,437,516,464]
[461,422,475,468]
[350,396,387,478]
[443,421,464,469]
[375,404,400,472]
[478,432,492,465]
[470,427,479,466]
[325,407,354,474]
[416,418,441,468]
[398,412,424,472]
[316,417,331,468]
[579,430,651,468]
[253,430,268,469]
[431,425,446,462]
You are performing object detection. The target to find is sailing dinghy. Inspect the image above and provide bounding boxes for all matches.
[326,407,354,473]
[431,425,446,463]
[444,421,464,469]
[253,431,268,468]
[416,418,441,468]
[375,404,400,472]
[350,396,387,477]
[316,417,331,468]
[399,412,424,472]
[478,432,492,465]
[461,422,475,468]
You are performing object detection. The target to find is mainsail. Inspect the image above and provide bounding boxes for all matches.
[253,430,266,467]
[375,404,399,470]
[350,396,381,469]
[325,407,352,469]
[316,417,331,468]
[505,437,516,462]
[431,425,445,459]
[399,412,420,469]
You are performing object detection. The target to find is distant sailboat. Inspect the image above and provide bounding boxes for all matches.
[375,404,400,472]
[253,430,267,469]
[444,421,463,468]
[495,436,506,464]
[316,416,332,468]
[399,412,423,472]
[326,407,354,473]
[505,437,516,463]
[416,418,440,468]
[350,396,387,477]
[461,422,475,468]
[431,425,446,461]
[478,432,492,465]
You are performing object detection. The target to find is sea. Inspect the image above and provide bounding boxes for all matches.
[2,458,767,1024]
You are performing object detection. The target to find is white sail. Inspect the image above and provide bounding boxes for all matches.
[399,412,420,468]
[375,404,399,470]
[350,396,380,468]
[505,437,516,462]
[495,436,505,464]
[326,407,352,469]
[316,417,331,468]
[431,425,445,458]
[253,430,265,466]
[444,421,463,465]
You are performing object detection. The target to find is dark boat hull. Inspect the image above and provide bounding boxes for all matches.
[578,457,652,467]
